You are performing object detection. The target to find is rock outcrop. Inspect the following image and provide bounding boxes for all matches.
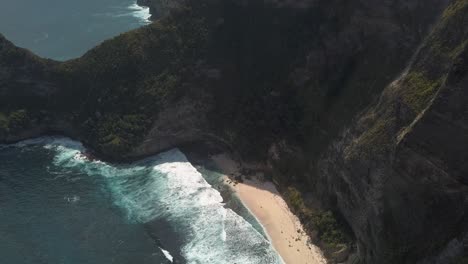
[137,0,182,20]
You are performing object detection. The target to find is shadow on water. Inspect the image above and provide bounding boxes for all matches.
[1,137,283,264]
[0,140,170,264]
[145,218,186,264]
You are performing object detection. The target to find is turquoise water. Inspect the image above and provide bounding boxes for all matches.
[0,0,150,60]
[0,1,283,262]
[0,138,283,263]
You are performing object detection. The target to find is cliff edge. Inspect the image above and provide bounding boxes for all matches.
[0,0,467,263]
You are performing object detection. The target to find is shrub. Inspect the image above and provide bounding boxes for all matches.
[453,257,468,264]
[285,186,305,210]
[284,186,349,247]
[402,72,442,113]
[8,110,30,131]
[94,114,151,157]
[0,113,9,135]
[313,211,347,247]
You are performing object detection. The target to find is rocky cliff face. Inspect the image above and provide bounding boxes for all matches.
[0,0,467,263]
[314,2,468,262]
[0,35,58,108]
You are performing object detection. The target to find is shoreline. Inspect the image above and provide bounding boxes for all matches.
[6,135,330,263]
[211,154,327,264]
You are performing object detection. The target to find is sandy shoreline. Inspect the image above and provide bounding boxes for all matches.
[211,154,327,264]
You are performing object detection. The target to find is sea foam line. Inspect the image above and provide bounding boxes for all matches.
[128,3,151,23]
[11,137,283,264]
[92,2,151,23]
[159,247,174,263]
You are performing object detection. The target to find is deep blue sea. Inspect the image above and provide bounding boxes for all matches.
[0,0,151,60]
[0,138,282,263]
[0,2,282,263]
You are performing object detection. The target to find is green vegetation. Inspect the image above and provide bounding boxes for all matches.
[349,0,468,163]
[357,117,394,156]
[0,1,213,158]
[402,72,442,113]
[284,187,349,248]
[442,0,468,21]
[428,0,468,58]
[1,1,467,262]
[0,110,32,136]
[453,257,468,264]
[0,113,9,135]
[37,2,212,158]
[89,114,151,157]
[2,0,454,163]
[8,110,30,131]
[137,71,181,106]
[285,186,305,211]
[451,40,468,59]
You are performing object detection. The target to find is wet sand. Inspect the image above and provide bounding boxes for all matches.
[212,154,327,264]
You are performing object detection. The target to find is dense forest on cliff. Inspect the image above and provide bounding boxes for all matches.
[1,0,467,263]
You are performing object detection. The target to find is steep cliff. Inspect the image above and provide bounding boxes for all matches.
[0,0,466,263]
[0,35,58,108]
[315,1,468,262]
[0,3,215,158]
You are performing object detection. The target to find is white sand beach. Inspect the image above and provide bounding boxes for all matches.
[212,154,327,264]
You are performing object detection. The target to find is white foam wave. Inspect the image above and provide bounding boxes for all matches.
[2,137,71,149]
[92,3,150,24]
[33,32,49,43]
[128,3,151,23]
[159,247,174,262]
[34,139,282,264]
[64,195,80,203]
[221,209,227,242]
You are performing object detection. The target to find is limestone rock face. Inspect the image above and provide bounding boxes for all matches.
[127,96,224,159]
[314,3,468,262]
[0,0,467,263]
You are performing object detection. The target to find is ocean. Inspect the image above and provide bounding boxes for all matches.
[0,138,282,263]
[0,2,282,263]
[0,0,151,60]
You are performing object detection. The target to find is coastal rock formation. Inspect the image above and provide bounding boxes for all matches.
[0,35,58,106]
[136,0,182,20]
[315,3,468,262]
[0,0,467,263]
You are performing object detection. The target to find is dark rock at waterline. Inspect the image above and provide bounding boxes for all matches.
[1,0,468,263]
[136,0,182,20]
[144,218,186,264]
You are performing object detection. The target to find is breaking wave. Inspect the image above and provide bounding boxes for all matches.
[25,137,283,264]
